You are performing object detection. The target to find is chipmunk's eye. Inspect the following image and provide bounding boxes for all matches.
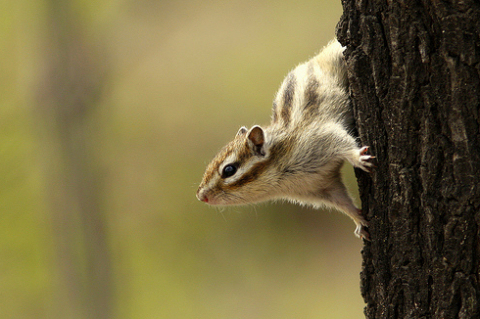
[222,164,237,178]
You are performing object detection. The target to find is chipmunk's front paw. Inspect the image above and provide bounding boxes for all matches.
[356,146,375,172]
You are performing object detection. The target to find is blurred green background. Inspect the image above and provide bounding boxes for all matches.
[2,0,365,318]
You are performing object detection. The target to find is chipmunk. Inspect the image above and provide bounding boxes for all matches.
[196,39,373,240]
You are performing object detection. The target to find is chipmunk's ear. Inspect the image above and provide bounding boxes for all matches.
[236,126,248,137]
[247,125,266,156]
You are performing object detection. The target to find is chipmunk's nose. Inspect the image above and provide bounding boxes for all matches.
[196,188,209,203]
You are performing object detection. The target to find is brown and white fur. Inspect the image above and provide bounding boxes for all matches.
[197,40,373,240]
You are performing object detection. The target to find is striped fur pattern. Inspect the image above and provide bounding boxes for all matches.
[197,40,374,240]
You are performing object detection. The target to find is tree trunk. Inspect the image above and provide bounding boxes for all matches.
[337,1,480,318]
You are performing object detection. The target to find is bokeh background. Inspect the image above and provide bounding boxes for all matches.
[2,0,366,318]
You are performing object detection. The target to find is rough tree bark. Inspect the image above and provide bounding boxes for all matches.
[337,1,480,318]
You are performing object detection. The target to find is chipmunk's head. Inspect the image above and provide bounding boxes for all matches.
[197,125,277,206]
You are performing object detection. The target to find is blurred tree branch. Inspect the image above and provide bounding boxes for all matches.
[36,1,113,318]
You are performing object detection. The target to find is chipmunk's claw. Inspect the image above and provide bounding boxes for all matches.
[355,226,371,241]
[354,209,370,241]
[357,146,375,173]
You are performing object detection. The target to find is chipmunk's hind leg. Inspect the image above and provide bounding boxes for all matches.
[320,179,370,240]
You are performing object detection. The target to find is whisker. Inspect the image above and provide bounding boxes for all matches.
[253,205,258,219]
[216,209,227,222]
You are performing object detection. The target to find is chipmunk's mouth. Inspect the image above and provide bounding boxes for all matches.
[201,195,223,206]
[197,186,249,206]
[197,190,231,206]
[197,188,218,205]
